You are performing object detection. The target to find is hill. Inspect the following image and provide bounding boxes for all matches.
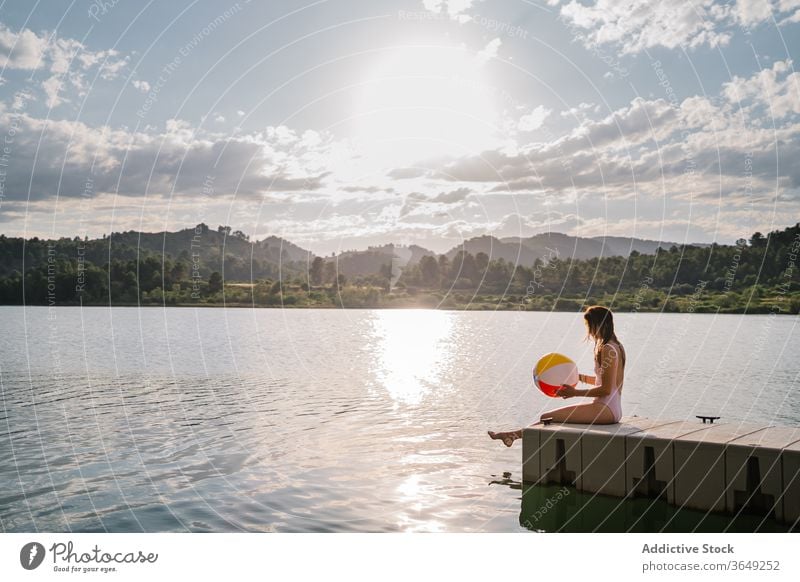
[332,244,434,277]
[0,224,311,281]
[443,232,696,265]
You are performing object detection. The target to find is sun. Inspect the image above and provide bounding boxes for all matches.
[353,44,501,168]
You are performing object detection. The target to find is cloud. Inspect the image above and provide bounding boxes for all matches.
[567,97,679,149]
[0,23,48,69]
[0,111,333,203]
[733,0,775,26]
[432,187,472,203]
[476,37,501,64]
[132,79,151,93]
[0,23,129,108]
[387,167,428,180]
[41,75,64,108]
[339,185,395,194]
[778,0,800,23]
[518,105,552,131]
[435,97,680,184]
[560,101,600,121]
[722,58,800,118]
[560,0,731,54]
[417,59,800,211]
[399,187,473,217]
[2,17,798,249]
[559,0,800,54]
[422,0,475,21]
[734,0,800,25]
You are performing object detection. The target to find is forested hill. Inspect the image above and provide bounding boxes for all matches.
[0,223,310,280]
[0,222,797,313]
[0,224,312,304]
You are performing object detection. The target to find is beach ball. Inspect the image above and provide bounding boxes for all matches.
[533,353,578,397]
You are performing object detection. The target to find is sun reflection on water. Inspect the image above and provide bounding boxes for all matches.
[370,310,455,405]
[395,474,446,532]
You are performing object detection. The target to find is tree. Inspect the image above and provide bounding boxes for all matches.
[379,262,393,291]
[310,256,324,286]
[437,255,450,286]
[323,261,337,285]
[450,251,478,284]
[475,252,489,274]
[486,259,511,285]
[208,271,223,293]
[419,255,440,287]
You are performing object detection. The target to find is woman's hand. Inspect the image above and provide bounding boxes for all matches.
[556,384,578,399]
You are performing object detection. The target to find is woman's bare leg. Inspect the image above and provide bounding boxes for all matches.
[489,403,616,447]
[542,402,616,424]
[488,429,523,447]
[488,418,550,446]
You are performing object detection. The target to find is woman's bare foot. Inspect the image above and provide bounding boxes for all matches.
[488,430,519,447]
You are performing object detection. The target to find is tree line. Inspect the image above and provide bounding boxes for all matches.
[0,223,797,313]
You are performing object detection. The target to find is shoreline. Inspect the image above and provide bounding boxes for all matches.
[2,302,797,314]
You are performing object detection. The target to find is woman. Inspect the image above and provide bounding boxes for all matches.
[488,305,626,447]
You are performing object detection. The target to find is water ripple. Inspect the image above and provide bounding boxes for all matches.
[1,307,798,531]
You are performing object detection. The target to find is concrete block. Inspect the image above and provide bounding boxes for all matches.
[523,416,674,492]
[625,421,718,504]
[725,427,800,522]
[782,438,800,526]
[521,416,800,526]
[673,422,769,513]
[578,417,675,497]
[521,428,540,483]
[537,423,585,487]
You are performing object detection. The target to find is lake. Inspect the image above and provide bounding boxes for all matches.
[1,306,798,532]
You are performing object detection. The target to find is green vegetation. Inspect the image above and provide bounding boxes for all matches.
[1,223,798,313]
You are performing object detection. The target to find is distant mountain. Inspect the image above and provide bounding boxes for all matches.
[445,235,546,266]
[317,232,703,277]
[444,232,699,266]
[106,225,311,264]
[332,244,434,277]
[586,235,708,256]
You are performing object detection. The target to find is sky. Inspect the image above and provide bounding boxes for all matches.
[0,0,798,254]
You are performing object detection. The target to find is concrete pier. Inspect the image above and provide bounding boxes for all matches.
[522,417,800,524]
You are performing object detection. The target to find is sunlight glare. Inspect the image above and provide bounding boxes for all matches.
[370,310,454,404]
[354,44,500,167]
[395,474,446,532]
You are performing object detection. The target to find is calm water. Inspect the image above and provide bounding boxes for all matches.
[0,307,798,532]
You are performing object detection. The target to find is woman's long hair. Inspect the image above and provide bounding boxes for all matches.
[583,305,625,367]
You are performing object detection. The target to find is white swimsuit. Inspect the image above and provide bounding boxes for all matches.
[592,342,623,423]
